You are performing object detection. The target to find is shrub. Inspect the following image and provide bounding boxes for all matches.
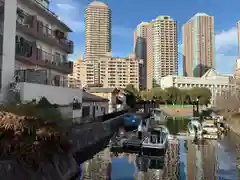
[0,97,71,167]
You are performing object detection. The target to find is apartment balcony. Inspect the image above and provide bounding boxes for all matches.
[19,0,72,32]
[14,69,82,105]
[16,9,74,54]
[15,39,73,74]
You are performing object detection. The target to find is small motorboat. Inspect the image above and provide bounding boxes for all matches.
[141,126,169,157]
[151,108,167,122]
[202,120,219,139]
[187,119,203,138]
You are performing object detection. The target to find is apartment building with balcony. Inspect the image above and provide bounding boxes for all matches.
[68,56,87,88]
[99,53,139,89]
[0,0,81,106]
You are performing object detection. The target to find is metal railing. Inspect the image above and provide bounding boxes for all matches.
[15,69,79,88]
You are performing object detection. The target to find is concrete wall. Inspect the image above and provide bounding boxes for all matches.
[19,82,82,106]
[83,101,108,117]
[0,0,17,101]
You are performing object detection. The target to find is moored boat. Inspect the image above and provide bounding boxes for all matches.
[141,126,169,157]
[187,119,203,138]
[202,120,219,139]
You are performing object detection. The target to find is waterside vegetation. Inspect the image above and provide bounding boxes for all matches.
[124,84,212,106]
[0,97,71,167]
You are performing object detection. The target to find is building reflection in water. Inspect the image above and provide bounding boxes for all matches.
[81,139,218,179]
[185,139,217,180]
[82,147,112,180]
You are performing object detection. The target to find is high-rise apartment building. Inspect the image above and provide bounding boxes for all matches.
[134,22,153,90]
[183,13,215,77]
[238,21,240,57]
[68,56,86,88]
[85,1,111,85]
[99,53,139,89]
[151,16,178,86]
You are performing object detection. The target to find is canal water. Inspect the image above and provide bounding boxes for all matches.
[80,118,240,180]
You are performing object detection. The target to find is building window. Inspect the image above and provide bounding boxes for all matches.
[82,106,90,117]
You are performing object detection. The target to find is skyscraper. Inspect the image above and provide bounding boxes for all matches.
[134,22,153,90]
[85,1,111,85]
[237,21,240,57]
[151,16,178,87]
[183,13,215,77]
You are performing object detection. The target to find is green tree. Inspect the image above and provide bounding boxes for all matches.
[124,84,140,107]
[165,87,181,105]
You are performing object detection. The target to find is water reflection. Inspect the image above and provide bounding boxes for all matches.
[80,118,239,180]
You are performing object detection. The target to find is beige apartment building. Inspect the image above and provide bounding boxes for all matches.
[238,21,240,57]
[68,56,86,88]
[85,1,111,85]
[183,13,215,77]
[99,53,139,89]
[134,22,153,90]
[151,16,178,86]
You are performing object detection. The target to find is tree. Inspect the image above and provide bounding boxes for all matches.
[124,84,140,108]
[139,86,212,106]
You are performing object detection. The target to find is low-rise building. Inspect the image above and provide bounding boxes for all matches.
[160,69,236,105]
[82,91,109,118]
[88,87,127,113]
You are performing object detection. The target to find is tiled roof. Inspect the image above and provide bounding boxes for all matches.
[88,87,116,93]
[83,91,109,102]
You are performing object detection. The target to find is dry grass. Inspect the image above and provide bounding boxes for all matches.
[0,100,71,167]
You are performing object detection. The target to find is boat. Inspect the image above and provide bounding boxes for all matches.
[141,126,169,156]
[150,108,167,122]
[123,114,141,131]
[202,120,219,139]
[187,119,203,138]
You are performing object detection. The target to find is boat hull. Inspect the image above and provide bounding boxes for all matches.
[141,144,167,156]
[203,134,218,139]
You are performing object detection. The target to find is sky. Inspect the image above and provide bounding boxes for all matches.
[50,0,240,75]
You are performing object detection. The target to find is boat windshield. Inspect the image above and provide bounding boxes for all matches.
[154,110,161,117]
[203,124,215,128]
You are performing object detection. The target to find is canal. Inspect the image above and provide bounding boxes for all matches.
[79,118,239,180]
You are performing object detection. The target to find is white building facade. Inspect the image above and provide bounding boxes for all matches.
[0,0,82,108]
[160,69,236,105]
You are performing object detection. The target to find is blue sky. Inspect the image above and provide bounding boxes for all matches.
[50,0,240,75]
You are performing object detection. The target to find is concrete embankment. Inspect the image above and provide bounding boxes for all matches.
[224,118,240,150]
[0,110,149,180]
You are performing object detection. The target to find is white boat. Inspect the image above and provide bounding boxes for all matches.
[141,126,169,156]
[187,119,203,138]
[151,108,167,122]
[202,120,218,139]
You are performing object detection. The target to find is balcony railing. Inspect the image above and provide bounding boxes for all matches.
[15,69,80,88]
[31,0,57,18]
[15,38,73,74]
[16,8,74,54]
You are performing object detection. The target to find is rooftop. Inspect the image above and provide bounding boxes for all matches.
[83,91,109,102]
[89,1,108,8]
[88,87,117,93]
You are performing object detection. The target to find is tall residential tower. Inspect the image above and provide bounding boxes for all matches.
[151,16,178,86]
[85,1,111,85]
[183,13,215,77]
[238,21,240,57]
[134,22,153,89]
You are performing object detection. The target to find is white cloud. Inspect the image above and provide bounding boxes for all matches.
[215,27,238,53]
[215,28,238,74]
